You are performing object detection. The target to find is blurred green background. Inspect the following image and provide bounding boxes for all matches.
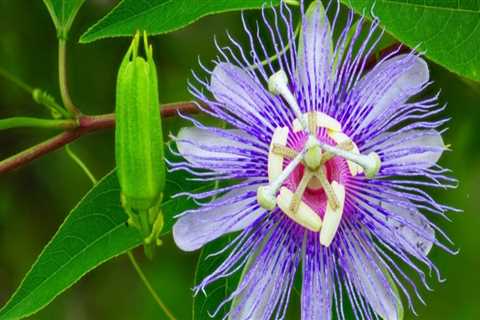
[0,1,479,319]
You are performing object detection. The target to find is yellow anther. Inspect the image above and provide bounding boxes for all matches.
[314,167,339,210]
[289,169,314,214]
[328,131,363,176]
[272,144,298,159]
[307,111,317,134]
[293,111,342,133]
[268,127,289,183]
[277,187,322,232]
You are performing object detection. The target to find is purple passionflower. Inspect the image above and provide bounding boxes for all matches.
[170,1,456,319]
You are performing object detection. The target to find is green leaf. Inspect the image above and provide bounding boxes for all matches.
[0,169,209,320]
[340,0,480,81]
[80,0,281,43]
[42,0,85,39]
[193,235,238,320]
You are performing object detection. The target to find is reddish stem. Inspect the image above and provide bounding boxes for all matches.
[0,102,199,174]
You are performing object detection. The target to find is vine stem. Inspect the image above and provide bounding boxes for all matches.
[58,39,80,116]
[0,66,33,94]
[127,251,177,320]
[65,145,97,184]
[0,101,199,174]
[0,117,78,131]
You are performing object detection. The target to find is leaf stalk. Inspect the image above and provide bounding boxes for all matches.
[58,39,80,116]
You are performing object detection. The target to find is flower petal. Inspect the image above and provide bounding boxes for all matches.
[351,187,435,258]
[301,235,333,319]
[353,54,429,132]
[230,225,299,320]
[173,183,262,252]
[296,0,333,104]
[380,200,435,256]
[176,126,256,165]
[343,230,402,320]
[371,129,445,169]
[211,63,275,130]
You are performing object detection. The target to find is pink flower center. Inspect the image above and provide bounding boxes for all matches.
[283,129,350,219]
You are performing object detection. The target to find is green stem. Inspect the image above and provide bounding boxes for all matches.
[58,39,80,115]
[0,66,71,117]
[64,145,97,184]
[32,89,72,119]
[0,117,77,131]
[138,209,155,259]
[126,251,177,320]
[0,66,33,94]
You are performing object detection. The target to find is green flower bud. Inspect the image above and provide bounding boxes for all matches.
[116,32,166,258]
[115,32,165,212]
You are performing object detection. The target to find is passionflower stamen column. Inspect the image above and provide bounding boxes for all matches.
[171,1,456,319]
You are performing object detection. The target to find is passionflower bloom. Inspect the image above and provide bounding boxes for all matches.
[171,1,456,319]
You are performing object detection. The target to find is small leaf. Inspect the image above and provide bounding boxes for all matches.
[80,0,280,43]
[42,0,85,39]
[341,0,480,81]
[193,235,239,320]
[0,169,210,320]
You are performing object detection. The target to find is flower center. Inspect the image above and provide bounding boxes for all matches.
[256,70,382,247]
[268,113,357,246]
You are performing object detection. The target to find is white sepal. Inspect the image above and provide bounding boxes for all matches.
[319,181,346,246]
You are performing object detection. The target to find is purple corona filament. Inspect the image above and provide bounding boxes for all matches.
[170,1,457,319]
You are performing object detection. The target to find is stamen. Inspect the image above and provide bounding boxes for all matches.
[293,111,342,133]
[317,142,381,178]
[277,187,322,232]
[321,141,353,164]
[329,131,355,150]
[289,169,314,214]
[262,72,381,234]
[319,181,346,247]
[314,167,339,209]
[257,148,306,210]
[268,70,308,132]
[328,131,363,176]
[307,111,317,134]
[268,127,289,183]
[272,144,298,159]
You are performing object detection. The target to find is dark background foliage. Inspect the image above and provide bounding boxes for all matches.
[0,0,479,319]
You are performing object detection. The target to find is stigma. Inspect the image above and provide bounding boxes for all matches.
[255,69,382,247]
